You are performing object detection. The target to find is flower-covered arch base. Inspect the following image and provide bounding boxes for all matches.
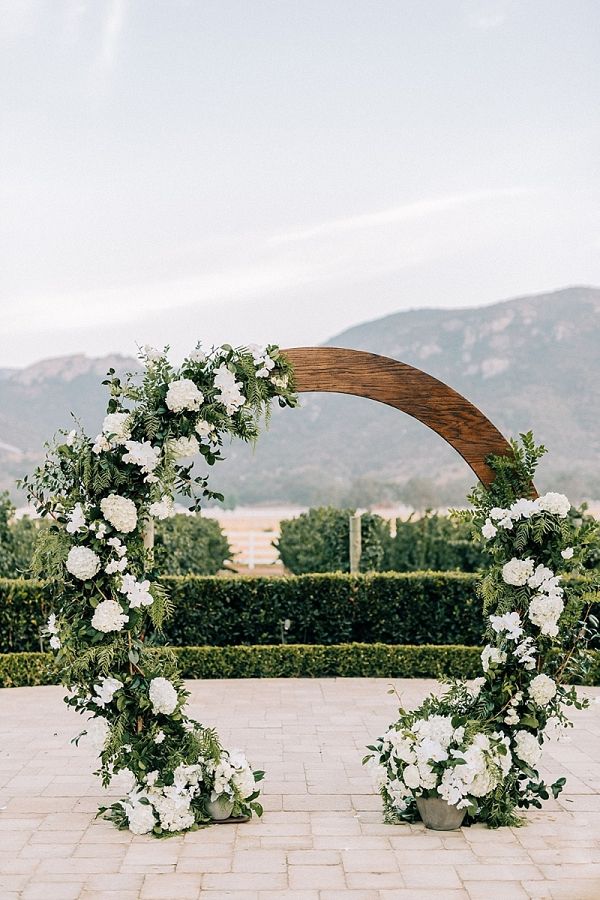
[24,343,297,835]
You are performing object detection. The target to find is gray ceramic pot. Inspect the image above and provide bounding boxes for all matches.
[207,796,235,821]
[415,796,466,831]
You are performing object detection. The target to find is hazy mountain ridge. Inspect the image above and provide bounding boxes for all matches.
[1,287,599,505]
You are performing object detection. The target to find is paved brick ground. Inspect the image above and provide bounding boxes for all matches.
[1,678,599,899]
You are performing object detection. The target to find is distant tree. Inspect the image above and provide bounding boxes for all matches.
[154,514,232,576]
[275,507,391,574]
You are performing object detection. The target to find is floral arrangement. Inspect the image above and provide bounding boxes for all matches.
[23,342,297,835]
[366,434,599,827]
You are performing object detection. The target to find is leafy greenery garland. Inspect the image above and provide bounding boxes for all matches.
[366,434,599,827]
[21,343,297,835]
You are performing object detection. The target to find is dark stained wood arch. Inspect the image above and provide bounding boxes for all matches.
[282,346,512,487]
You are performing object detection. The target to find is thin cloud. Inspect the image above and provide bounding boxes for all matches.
[269,188,534,246]
[99,0,126,70]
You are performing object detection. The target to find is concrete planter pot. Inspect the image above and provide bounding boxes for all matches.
[207,796,235,821]
[416,796,466,831]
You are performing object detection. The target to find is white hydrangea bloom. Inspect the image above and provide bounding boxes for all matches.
[100,494,138,533]
[165,378,204,413]
[489,611,523,640]
[509,498,540,520]
[502,557,535,586]
[402,764,421,789]
[527,593,564,637]
[538,492,570,518]
[102,412,131,444]
[149,677,179,715]
[127,799,156,834]
[481,645,507,673]
[66,546,101,581]
[85,715,110,752]
[168,435,199,459]
[91,599,129,633]
[529,673,557,706]
[513,730,542,767]
[489,507,509,520]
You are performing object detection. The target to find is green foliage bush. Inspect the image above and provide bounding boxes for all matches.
[153,514,231,576]
[3,644,600,687]
[0,492,47,579]
[2,572,597,654]
[389,512,485,572]
[276,507,391,574]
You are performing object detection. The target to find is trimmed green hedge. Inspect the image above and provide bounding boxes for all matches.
[3,644,600,687]
[1,573,597,654]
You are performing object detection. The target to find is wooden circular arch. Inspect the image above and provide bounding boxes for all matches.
[282,346,512,487]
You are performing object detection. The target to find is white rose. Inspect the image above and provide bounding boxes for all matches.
[561,547,574,560]
[502,557,535,586]
[168,435,199,459]
[165,378,204,413]
[513,730,542,768]
[149,677,179,715]
[195,419,215,438]
[481,519,497,540]
[529,674,557,706]
[120,574,154,608]
[91,599,129,633]
[510,498,540,520]
[100,494,138,533]
[66,546,101,581]
[93,676,123,707]
[538,492,570,518]
[102,412,131,444]
[402,764,422,790]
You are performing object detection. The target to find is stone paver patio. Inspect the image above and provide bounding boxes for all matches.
[1,678,599,899]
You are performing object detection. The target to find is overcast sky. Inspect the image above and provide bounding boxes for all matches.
[1,0,599,367]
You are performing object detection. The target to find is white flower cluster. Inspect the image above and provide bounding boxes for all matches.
[91,599,129,633]
[481,492,571,539]
[103,413,132,444]
[529,673,557,706]
[119,574,154,608]
[513,730,542,767]
[148,495,175,520]
[93,676,123,708]
[213,364,245,415]
[378,715,511,812]
[45,613,61,650]
[66,503,86,535]
[100,494,138,534]
[207,749,256,801]
[148,677,179,715]
[165,378,204,413]
[247,344,276,378]
[500,556,565,639]
[194,419,216,441]
[66,546,101,581]
[168,435,199,460]
[122,440,161,482]
[104,536,128,575]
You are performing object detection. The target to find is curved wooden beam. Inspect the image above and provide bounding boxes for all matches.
[282,346,513,486]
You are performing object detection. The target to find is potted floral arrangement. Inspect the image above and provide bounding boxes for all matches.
[366,434,599,829]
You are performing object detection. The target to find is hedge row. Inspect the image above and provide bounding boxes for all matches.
[3,644,600,688]
[1,573,597,654]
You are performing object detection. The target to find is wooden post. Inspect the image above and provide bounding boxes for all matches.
[349,513,362,574]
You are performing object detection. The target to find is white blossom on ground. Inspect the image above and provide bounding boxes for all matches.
[66,546,101,581]
[149,677,179,715]
[91,599,129,633]
[100,494,138,533]
[165,378,204,413]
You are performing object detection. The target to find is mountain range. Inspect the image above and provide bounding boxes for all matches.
[2,286,599,507]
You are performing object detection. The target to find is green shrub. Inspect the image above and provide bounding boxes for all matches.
[154,514,231,576]
[389,512,485,572]
[3,644,600,687]
[2,572,597,654]
[276,507,391,574]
